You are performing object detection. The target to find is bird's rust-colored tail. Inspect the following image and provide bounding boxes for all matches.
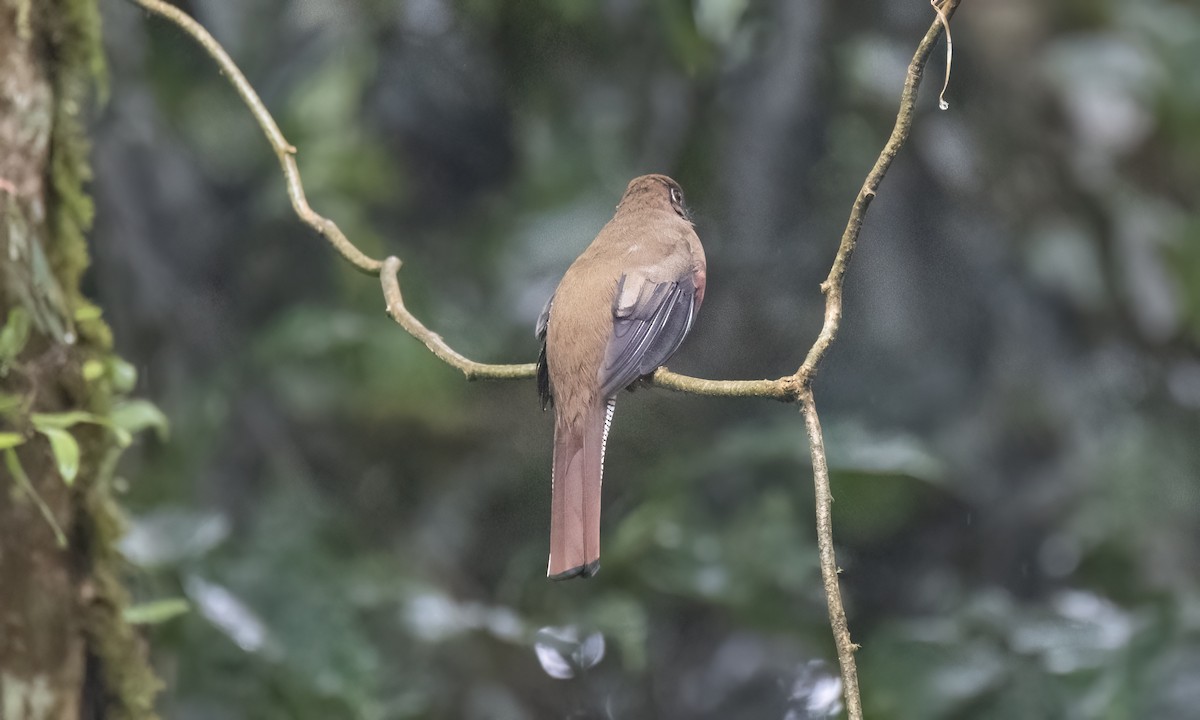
[548,400,613,580]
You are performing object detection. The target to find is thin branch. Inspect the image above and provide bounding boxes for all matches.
[797,0,961,384]
[799,388,860,717]
[131,2,962,717]
[791,3,961,718]
[131,0,382,275]
[380,257,537,381]
[378,255,797,392]
[650,367,796,400]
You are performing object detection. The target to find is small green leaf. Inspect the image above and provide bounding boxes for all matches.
[0,432,26,450]
[73,304,103,322]
[31,410,104,430]
[123,598,190,625]
[37,427,80,485]
[109,400,169,442]
[0,307,31,364]
[82,359,105,381]
[110,358,138,393]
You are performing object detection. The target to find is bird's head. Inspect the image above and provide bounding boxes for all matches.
[617,174,691,221]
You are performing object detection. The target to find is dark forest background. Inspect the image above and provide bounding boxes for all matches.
[90,0,1200,717]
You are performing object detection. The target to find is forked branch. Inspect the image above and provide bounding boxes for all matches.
[127,1,961,716]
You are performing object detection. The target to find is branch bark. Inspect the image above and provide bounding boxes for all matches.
[128,1,962,716]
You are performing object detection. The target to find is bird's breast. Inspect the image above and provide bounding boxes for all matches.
[544,266,619,425]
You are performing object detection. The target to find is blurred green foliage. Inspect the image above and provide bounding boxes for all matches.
[89,0,1200,717]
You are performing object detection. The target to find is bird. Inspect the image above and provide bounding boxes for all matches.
[536,174,707,580]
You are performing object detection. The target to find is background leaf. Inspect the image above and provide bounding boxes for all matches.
[109,399,170,441]
[124,598,191,625]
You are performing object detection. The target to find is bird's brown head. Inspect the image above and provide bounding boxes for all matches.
[617,174,691,221]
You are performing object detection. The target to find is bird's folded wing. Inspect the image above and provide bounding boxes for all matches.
[535,294,553,341]
[536,294,554,408]
[599,272,697,398]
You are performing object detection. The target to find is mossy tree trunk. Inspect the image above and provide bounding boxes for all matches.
[0,2,159,718]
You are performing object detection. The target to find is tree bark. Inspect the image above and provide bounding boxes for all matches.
[0,2,159,718]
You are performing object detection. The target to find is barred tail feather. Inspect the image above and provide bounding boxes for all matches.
[548,400,615,580]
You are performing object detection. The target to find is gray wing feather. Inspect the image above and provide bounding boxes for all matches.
[536,294,554,408]
[598,274,697,398]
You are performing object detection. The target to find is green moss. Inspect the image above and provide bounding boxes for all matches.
[46,0,110,349]
[81,459,163,720]
[42,1,163,717]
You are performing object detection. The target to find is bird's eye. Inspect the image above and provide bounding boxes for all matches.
[669,187,683,205]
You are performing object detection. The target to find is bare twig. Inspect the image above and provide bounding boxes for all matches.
[131,0,382,275]
[799,388,860,713]
[650,367,796,400]
[791,4,961,717]
[797,0,961,385]
[130,1,961,716]
[380,257,537,381]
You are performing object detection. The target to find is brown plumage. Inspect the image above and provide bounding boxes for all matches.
[536,174,707,580]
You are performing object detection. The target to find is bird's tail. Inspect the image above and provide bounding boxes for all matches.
[548,400,614,580]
